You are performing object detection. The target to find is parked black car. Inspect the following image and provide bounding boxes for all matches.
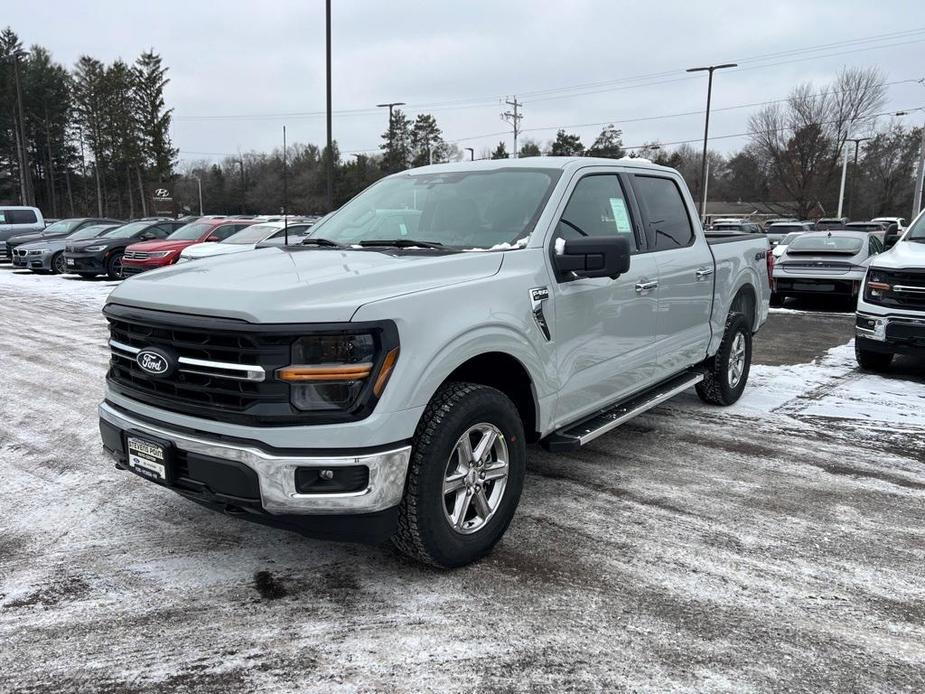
[64,219,186,280]
[3,217,122,261]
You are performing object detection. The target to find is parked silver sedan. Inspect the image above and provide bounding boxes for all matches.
[771,230,883,304]
[11,223,122,274]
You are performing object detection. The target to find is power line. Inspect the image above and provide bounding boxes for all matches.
[173,27,925,122]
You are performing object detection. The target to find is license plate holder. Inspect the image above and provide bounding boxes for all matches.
[125,432,174,483]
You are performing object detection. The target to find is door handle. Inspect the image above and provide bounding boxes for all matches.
[635,280,658,294]
[695,267,714,280]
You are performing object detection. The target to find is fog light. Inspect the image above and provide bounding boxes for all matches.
[294,466,369,494]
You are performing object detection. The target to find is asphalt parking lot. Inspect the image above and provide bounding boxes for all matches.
[1,266,924,693]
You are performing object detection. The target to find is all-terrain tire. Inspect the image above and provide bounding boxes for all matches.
[106,252,125,280]
[855,342,893,372]
[696,312,752,406]
[391,382,526,568]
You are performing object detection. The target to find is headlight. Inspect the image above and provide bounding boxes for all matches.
[84,245,107,252]
[28,249,46,255]
[277,332,399,412]
[864,269,892,302]
[148,250,175,258]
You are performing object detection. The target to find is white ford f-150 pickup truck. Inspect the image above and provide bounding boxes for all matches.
[99,157,770,567]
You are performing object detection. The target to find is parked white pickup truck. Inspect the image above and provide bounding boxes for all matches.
[98,157,770,567]
[855,209,925,370]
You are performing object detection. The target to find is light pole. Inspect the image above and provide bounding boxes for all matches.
[464,147,474,161]
[377,101,406,171]
[325,0,334,211]
[897,108,925,220]
[687,63,737,221]
[846,136,870,220]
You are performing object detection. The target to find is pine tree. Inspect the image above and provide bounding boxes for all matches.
[587,124,625,159]
[73,55,108,215]
[519,140,541,157]
[133,51,176,195]
[549,130,584,156]
[410,113,447,167]
[490,141,509,159]
[380,108,412,172]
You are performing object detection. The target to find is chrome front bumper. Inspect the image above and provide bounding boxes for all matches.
[99,401,411,515]
[856,311,925,342]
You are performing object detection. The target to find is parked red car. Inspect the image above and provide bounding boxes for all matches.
[122,218,256,276]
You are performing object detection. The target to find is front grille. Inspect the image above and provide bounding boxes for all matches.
[106,309,292,421]
[124,250,150,260]
[869,268,925,308]
[104,304,397,426]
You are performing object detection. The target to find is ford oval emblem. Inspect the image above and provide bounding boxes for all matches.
[136,347,174,377]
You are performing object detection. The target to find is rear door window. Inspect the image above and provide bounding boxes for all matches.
[632,176,694,250]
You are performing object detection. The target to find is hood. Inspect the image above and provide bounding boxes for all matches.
[126,239,199,253]
[868,239,925,270]
[7,232,45,246]
[108,247,504,322]
[14,238,63,252]
[68,237,111,251]
[182,242,248,259]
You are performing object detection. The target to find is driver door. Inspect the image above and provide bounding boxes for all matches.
[548,172,659,426]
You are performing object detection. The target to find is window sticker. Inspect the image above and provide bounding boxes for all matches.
[609,197,632,233]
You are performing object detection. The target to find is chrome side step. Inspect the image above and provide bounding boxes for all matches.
[541,372,704,453]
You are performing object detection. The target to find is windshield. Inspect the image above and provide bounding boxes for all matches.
[67,225,115,240]
[222,224,280,244]
[308,168,560,250]
[43,219,84,234]
[168,222,213,241]
[780,232,803,245]
[907,213,925,240]
[788,234,863,254]
[102,221,151,238]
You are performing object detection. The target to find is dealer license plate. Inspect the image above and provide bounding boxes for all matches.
[127,436,169,481]
[66,258,75,267]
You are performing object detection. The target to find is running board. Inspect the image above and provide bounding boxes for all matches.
[541,372,704,453]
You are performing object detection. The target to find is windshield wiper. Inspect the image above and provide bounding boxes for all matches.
[300,237,344,248]
[358,238,445,249]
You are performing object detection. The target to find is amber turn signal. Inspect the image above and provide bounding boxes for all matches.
[373,348,400,397]
[867,281,891,292]
[277,363,373,382]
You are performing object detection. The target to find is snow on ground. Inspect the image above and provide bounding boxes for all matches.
[1,267,924,693]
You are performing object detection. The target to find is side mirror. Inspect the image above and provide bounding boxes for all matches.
[555,235,631,281]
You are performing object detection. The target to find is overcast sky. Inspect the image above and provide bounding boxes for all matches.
[10,1,925,165]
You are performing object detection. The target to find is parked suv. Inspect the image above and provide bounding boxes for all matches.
[65,219,186,279]
[98,158,770,567]
[0,206,45,258]
[122,218,255,276]
[855,210,925,371]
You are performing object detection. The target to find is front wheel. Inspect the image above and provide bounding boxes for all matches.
[392,382,526,568]
[696,312,753,406]
[106,252,125,280]
[855,342,893,372]
[51,251,66,275]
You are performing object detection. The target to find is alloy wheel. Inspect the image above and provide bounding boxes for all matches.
[442,423,509,535]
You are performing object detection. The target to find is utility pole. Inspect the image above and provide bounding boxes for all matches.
[325,0,334,211]
[837,139,850,219]
[687,63,737,220]
[895,107,925,221]
[282,125,288,245]
[193,174,203,215]
[501,97,523,158]
[846,136,870,220]
[377,101,406,172]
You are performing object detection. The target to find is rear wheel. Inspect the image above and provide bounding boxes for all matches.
[392,382,526,568]
[51,251,66,275]
[855,342,893,372]
[106,252,125,280]
[696,312,752,406]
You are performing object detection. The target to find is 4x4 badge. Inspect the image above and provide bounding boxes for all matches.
[529,287,551,341]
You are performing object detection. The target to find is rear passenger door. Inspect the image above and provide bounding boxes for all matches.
[630,174,714,378]
[548,172,660,424]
